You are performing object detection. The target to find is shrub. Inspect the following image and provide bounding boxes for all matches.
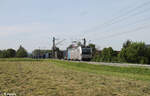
[16,46,28,58]
[119,42,150,64]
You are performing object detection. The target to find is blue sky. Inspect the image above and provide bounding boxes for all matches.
[0,0,150,52]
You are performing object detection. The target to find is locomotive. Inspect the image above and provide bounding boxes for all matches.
[65,45,92,61]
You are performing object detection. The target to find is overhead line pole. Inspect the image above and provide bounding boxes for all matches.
[52,37,56,58]
[83,38,86,47]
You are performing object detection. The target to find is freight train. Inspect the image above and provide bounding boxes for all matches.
[32,45,92,61]
[64,46,92,61]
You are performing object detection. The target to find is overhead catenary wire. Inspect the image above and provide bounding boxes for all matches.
[99,23,150,40]
[68,1,150,49]
[84,0,150,33]
[86,0,150,42]
[74,0,150,50]
[93,16,150,39]
[100,7,150,29]
[105,0,150,23]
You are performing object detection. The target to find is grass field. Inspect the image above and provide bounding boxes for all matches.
[0,58,150,96]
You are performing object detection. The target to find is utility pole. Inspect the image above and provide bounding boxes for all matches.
[83,38,86,47]
[52,37,65,59]
[52,37,56,58]
[38,47,40,59]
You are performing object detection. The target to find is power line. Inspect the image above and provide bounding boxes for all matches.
[106,0,150,23]
[100,7,150,29]
[84,0,150,33]
[93,16,150,38]
[86,1,150,41]
[100,23,150,40]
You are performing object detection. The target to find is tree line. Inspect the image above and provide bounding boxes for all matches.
[1,40,150,64]
[0,45,28,58]
[91,40,150,64]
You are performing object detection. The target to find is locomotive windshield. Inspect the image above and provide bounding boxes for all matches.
[82,48,91,54]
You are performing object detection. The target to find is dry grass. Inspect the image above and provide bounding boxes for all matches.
[0,60,150,96]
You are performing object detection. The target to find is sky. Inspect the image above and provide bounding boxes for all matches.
[0,0,150,52]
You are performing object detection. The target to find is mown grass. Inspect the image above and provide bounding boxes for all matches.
[0,59,150,96]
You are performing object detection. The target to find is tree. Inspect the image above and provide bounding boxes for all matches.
[6,49,16,58]
[16,46,28,58]
[88,43,96,55]
[123,40,132,49]
[92,51,101,62]
[101,47,118,62]
[0,50,9,58]
[88,43,101,61]
[0,50,2,58]
[118,48,127,62]
[147,47,150,64]
[119,42,149,64]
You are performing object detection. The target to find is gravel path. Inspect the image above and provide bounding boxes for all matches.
[68,60,150,68]
[87,62,150,67]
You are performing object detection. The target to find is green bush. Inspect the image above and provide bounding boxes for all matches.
[100,47,118,62]
[0,50,8,58]
[119,41,150,64]
[6,49,16,58]
[92,47,118,62]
